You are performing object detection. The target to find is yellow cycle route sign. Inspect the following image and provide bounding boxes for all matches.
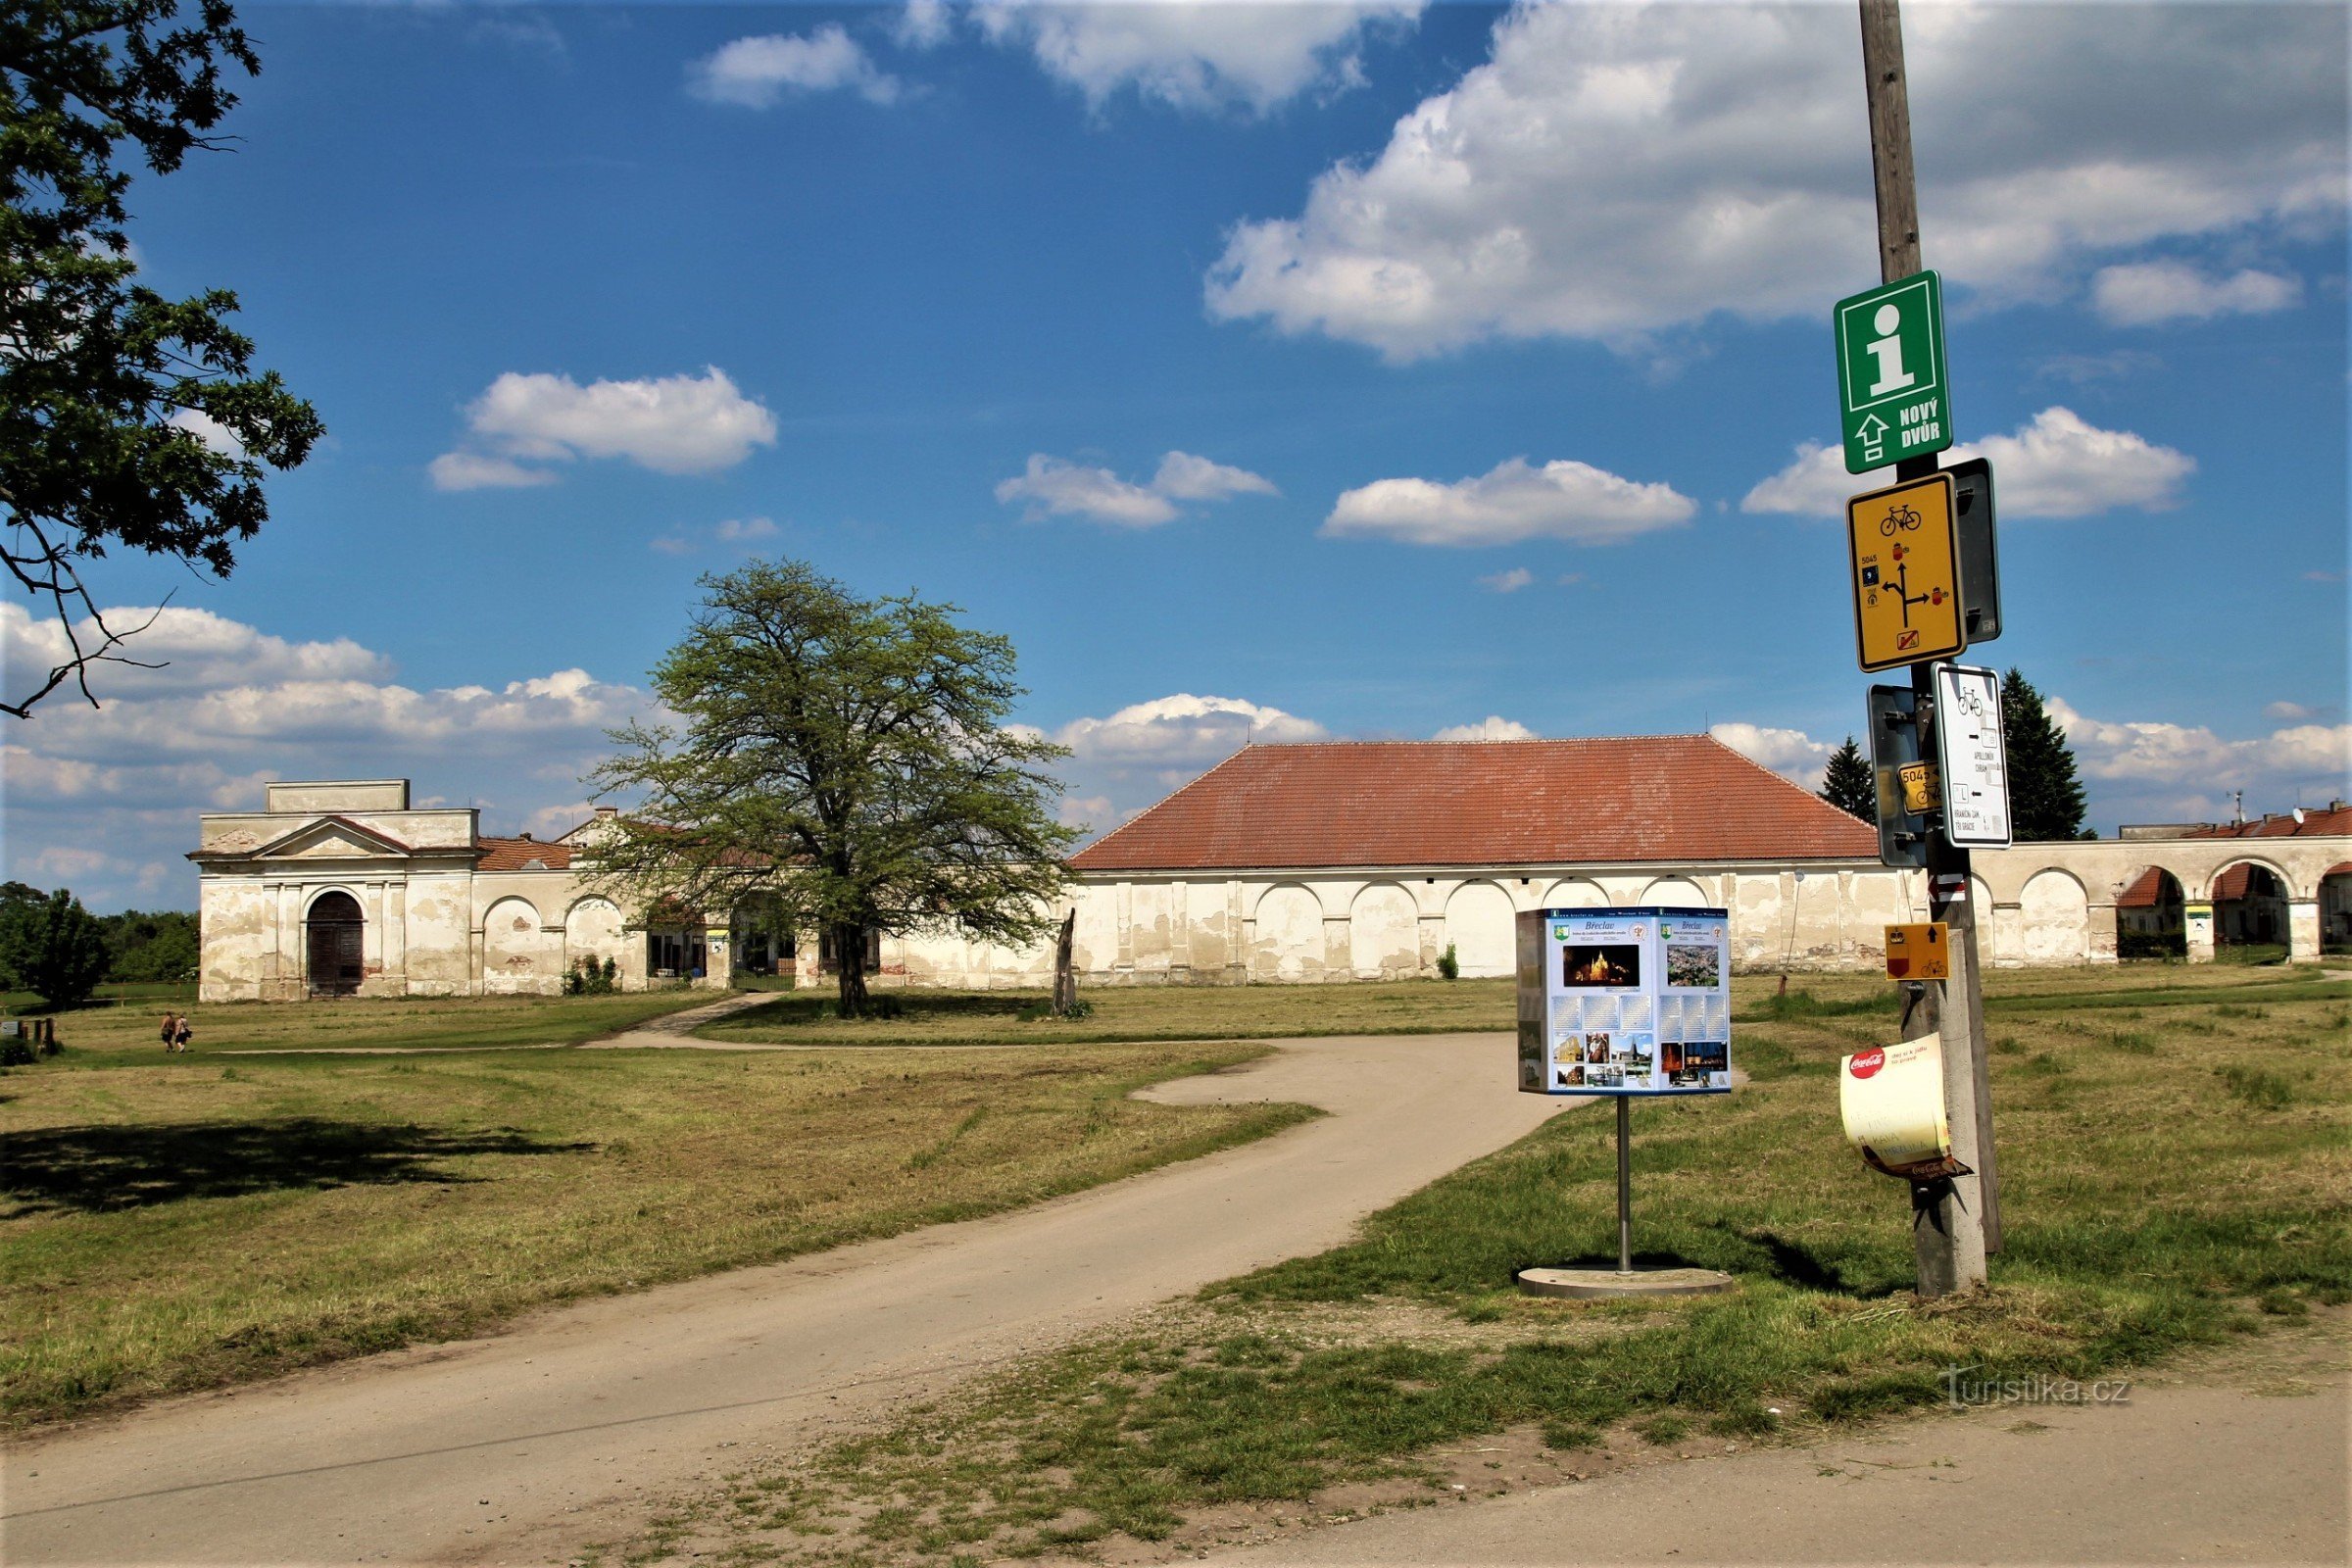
[1846,472,1966,672]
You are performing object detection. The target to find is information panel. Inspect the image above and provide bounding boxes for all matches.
[1515,907,1732,1097]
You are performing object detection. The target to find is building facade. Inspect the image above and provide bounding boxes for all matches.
[193,757,2352,1003]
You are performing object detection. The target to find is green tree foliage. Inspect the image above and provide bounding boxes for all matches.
[102,907,198,981]
[2001,669,2091,841]
[590,561,1079,1018]
[0,886,112,1006]
[1818,736,1875,821]
[3,0,322,716]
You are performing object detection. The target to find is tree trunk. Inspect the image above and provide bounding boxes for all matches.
[1052,909,1077,1015]
[832,921,870,1017]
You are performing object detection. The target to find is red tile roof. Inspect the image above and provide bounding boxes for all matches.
[2116,866,2179,908]
[475,836,576,871]
[1069,736,1877,873]
[2183,805,2352,839]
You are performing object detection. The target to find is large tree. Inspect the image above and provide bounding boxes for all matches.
[4,0,321,717]
[1818,735,1874,821]
[2001,668,2091,841]
[589,561,1079,1017]
[0,885,111,1007]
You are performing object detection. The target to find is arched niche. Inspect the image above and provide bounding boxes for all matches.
[1349,884,1420,978]
[1251,884,1325,981]
[1444,881,1515,978]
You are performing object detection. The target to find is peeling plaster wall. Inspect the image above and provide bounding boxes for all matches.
[199,785,2352,1001]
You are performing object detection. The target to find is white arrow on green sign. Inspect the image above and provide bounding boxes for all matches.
[1833,270,1952,474]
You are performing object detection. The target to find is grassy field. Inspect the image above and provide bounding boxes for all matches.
[2,989,713,1059]
[637,963,2352,1566]
[703,961,2311,1050]
[0,1036,1313,1429]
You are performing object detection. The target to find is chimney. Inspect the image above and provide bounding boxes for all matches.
[595,807,618,819]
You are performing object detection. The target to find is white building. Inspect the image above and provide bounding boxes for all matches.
[193,748,2352,1003]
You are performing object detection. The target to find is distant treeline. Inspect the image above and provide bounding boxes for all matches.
[1,883,198,987]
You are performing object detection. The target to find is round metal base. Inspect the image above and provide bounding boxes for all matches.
[1516,1266,1737,1299]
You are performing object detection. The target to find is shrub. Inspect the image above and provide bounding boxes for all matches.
[1437,944,1460,981]
[564,956,619,996]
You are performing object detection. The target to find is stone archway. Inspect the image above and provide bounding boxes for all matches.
[2116,866,2186,959]
[305,890,364,998]
[2212,860,2290,960]
[2323,863,2352,956]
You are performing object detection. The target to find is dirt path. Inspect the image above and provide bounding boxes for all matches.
[0,1031,1564,1566]
[1181,1329,2350,1566]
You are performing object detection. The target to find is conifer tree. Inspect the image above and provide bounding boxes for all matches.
[2000,669,2091,840]
[1819,736,1875,821]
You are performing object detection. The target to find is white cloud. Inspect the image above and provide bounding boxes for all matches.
[1741,408,2194,520]
[894,0,952,51]
[996,450,1276,528]
[2265,701,2318,722]
[2047,697,2352,792]
[1151,450,1279,503]
[1434,715,1535,742]
[649,515,782,555]
[2091,261,2302,326]
[975,1,1424,116]
[1050,692,1325,765]
[1206,4,2345,358]
[997,456,1177,528]
[428,451,559,491]
[1040,692,1330,845]
[2,603,656,911]
[1326,457,1693,547]
[166,408,247,461]
[1709,721,1835,792]
[433,368,777,488]
[689,25,904,108]
[1477,566,1534,593]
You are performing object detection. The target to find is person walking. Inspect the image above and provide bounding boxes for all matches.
[159,1011,180,1054]
[172,1013,194,1054]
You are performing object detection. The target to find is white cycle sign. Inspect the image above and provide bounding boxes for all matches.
[1935,662,2011,849]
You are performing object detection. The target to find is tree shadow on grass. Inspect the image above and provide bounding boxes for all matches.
[729,992,1039,1029]
[0,1119,594,1216]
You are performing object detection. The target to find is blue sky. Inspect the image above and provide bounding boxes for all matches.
[5,1,2347,911]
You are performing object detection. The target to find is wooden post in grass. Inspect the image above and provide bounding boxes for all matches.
[1051,909,1078,1016]
[1861,0,1996,1295]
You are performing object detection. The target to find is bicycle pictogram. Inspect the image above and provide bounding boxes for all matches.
[1879,503,1922,537]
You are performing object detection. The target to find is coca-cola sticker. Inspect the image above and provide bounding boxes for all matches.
[1848,1048,1886,1080]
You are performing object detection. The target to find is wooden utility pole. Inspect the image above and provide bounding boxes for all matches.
[1859,0,1998,1294]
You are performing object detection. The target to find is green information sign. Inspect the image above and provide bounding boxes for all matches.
[1833,270,1952,474]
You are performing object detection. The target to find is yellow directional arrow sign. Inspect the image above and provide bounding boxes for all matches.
[1847,472,1966,673]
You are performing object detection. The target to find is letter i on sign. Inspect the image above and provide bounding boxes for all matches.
[1866,303,1915,397]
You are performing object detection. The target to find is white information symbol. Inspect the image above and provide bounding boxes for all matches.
[1865,301,1916,397]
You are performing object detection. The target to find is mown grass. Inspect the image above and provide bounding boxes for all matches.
[0,1039,1313,1429]
[6,989,712,1061]
[701,963,2327,1052]
[696,978,1528,1047]
[659,967,2352,1566]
